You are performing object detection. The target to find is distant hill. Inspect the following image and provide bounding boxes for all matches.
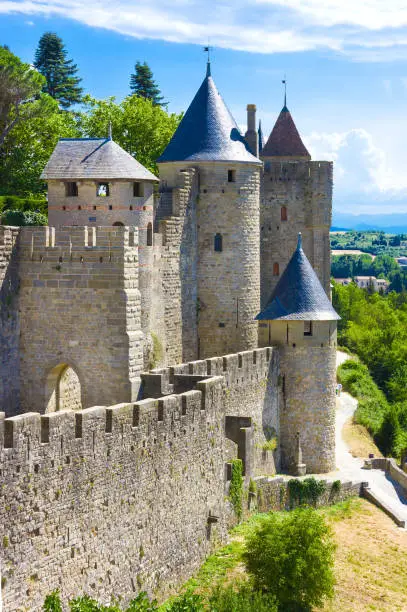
[332,212,407,233]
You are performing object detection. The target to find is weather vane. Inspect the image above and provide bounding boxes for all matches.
[282,75,287,107]
[204,42,211,76]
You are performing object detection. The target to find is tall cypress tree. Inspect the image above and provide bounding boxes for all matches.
[130,62,165,106]
[34,32,83,109]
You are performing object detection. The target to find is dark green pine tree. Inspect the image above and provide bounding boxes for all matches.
[34,32,83,109]
[130,61,165,106]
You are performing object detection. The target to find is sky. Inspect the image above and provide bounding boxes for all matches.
[1,0,407,216]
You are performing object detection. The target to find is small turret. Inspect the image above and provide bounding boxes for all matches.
[245,104,259,157]
[261,105,310,160]
[257,234,339,474]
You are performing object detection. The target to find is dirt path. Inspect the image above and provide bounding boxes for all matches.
[335,351,407,525]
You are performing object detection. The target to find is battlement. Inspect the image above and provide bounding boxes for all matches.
[0,375,224,465]
[263,160,332,182]
[141,347,272,398]
[18,225,138,259]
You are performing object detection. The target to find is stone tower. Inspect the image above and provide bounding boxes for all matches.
[157,62,262,359]
[259,101,332,308]
[257,234,340,474]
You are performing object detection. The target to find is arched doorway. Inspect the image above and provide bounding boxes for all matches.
[45,364,82,412]
[113,221,124,226]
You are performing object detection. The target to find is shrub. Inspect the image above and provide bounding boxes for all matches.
[164,589,204,611]
[287,477,327,508]
[207,583,277,611]
[2,209,47,226]
[243,507,335,611]
[375,408,402,457]
[43,590,63,612]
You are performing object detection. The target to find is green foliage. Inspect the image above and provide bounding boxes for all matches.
[207,583,277,611]
[2,209,47,226]
[78,94,181,175]
[43,590,63,612]
[229,459,243,521]
[0,46,51,148]
[243,507,335,611]
[337,360,388,435]
[248,478,257,494]
[261,437,277,451]
[375,407,402,457]
[34,32,83,108]
[331,480,341,494]
[287,477,327,509]
[130,62,165,106]
[163,589,204,611]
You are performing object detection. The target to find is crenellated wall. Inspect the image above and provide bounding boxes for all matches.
[16,225,144,414]
[0,346,280,611]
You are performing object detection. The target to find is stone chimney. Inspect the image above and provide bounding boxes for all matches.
[245,104,258,157]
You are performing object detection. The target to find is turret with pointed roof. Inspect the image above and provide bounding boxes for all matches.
[261,105,310,160]
[257,234,338,475]
[257,234,339,322]
[157,62,261,360]
[158,62,260,165]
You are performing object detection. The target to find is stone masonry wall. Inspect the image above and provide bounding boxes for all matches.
[196,162,261,358]
[0,227,21,415]
[142,347,280,475]
[17,226,144,414]
[260,161,332,307]
[47,180,155,230]
[0,376,229,611]
[157,166,199,364]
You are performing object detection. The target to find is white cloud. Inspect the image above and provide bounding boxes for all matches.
[305,128,407,212]
[3,0,407,58]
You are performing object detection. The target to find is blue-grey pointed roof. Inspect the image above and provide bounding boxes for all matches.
[256,234,340,321]
[157,63,260,165]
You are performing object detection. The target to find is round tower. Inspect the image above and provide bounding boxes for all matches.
[158,62,262,359]
[257,234,340,474]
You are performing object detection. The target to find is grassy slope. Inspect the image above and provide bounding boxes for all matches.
[169,499,407,612]
[342,418,383,459]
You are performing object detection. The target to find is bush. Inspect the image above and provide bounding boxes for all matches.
[207,583,277,611]
[0,195,47,215]
[243,507,335,611]
[287,477,327,508]
[375,408,402,457]
[2,209,47,226]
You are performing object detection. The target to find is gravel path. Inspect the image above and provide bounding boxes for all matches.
[335,351,407,524]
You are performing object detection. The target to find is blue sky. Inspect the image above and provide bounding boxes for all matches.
[1,0,407,216]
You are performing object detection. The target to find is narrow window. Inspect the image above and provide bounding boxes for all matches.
[273,262,279,276]
[304,321,313,336]
[281,206,287,221]
[133,182,144,197]
[97,182,110,197]
[214,233,223,252]
[227,169,236,183]
[147,222,153,246]
[65,182,78,197]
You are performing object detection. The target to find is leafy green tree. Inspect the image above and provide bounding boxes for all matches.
[0,94,78,195]
[130,62,165,106]
[34,32,83,108]
[78,94,181,174]
[0,46,52,147]
[243,507,335,611]
[376,408,401,457]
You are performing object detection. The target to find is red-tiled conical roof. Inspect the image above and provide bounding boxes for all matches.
[261,106,310,159]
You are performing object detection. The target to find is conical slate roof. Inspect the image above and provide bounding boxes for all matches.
[261,106,310,159]
[256,234,340,321]
[41,138,159,181]
[157,64,260,164]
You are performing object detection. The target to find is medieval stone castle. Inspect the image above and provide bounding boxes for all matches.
[0,62,340,610]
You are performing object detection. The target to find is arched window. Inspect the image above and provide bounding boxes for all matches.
[273,262,279,276]
[214,233,223,252]
[281,206,287,221]
[147,222,153,246]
